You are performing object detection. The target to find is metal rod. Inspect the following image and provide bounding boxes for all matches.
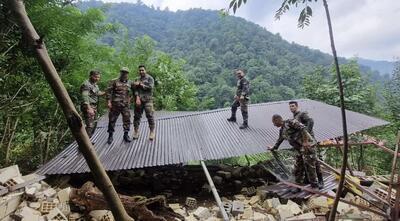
[387,131,400,203]
[200,160,229,221]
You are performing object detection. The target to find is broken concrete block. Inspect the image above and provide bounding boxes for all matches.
[28,202,41,210]
[18,206,41,217]
[185,214,197,221]
[276,205,295,221]
[0,192,23,219]
[185,197,197,209]
[216,171,232,179]
[43,188,57,198]
[0,165,21,184]
[252,211,268,221]
[24,187,37,196]
[46,207,67,221]
[168,203,180,210]
[39,201,57,214]
[286,200,302,215]
[248,195,260,205]
[89,210,114,221]
[286,212,316,220]
[174,208,186,217]
[2,177,24,189]
[307,196,329,211]
[193,207,211,221]
[265,197,281,208]
[232,201,245,217]
[57,187,70,203]
[57,202,70,216]
[240,207,253,219]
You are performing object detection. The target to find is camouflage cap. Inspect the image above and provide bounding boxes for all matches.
[120,67,130,73]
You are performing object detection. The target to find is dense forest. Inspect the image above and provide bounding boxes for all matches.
[0,0,399,173]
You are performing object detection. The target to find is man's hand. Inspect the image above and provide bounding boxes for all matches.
[135,96,141,106]
[240,95,245,100]
[234,95,239,100]
[107,101,112,109]
[267,145,276,151]
[134,81,140,86]
[98,91,106,96]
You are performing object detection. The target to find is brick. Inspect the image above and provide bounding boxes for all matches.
[68,212,84,221]
[245,186,256,196]
[57,202,70,216]
[39,201,57,214]
[57,187,71,203]
[231,201,244,216]
[287,200,302,215]
[185,197,197,209]
[193,207,211,221]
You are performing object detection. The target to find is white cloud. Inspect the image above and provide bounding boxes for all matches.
[102,0,400,61]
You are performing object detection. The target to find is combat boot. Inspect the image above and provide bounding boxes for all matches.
[149,129,155,141]
[239,121,248,129]
[132,128,139,140]
[227,112,236,122]
[107,133,113,144]
[123,132,131,142]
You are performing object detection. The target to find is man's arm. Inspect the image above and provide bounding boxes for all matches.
[106,80,114,109]
[272,128,284,150]
[300,112,314,133]
[81,84,90,106]
[140,76,154,91]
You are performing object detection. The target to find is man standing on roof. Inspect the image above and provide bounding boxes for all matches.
[106,67,133,144]
[227,69,250,129]
[80,70,105,138]
[132,65,155,140]
[289,101,324,188]
[268,114,319,191]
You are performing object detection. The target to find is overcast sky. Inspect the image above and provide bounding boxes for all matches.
[102,0,400,61]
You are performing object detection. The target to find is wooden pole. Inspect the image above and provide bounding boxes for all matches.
[387,131,400,204]
[6,1,132,220]
[322,0,350,220]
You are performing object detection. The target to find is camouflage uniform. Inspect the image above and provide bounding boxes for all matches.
[294,111,324,185]
[80,79,101,137]
[272,119,318,186]
[106,78,133,133]
[230,77,250,123]
[133,74,155,131]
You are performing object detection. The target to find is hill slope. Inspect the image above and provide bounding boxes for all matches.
[80,1,384,109]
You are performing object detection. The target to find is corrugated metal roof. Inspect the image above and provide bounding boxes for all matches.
[37,99,389,175]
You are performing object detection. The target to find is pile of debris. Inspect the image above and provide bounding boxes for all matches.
[168,186,386,221]
[0,165,182,221]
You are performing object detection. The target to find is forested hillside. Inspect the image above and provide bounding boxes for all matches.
[80,1,387,109]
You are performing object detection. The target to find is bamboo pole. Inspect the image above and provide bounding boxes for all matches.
[6,1,132,220]
[387,131,400,203]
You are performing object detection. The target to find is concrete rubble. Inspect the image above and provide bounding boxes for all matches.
[0,164,390,221]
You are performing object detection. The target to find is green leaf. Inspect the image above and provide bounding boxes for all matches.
[229,0,235,9]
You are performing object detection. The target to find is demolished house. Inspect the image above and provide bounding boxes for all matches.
[1,99,398,221]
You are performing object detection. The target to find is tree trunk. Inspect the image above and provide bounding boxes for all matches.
[5,118,19,165]
[0,117,10,148]
[6,1,132,220]
[322,1,350,220]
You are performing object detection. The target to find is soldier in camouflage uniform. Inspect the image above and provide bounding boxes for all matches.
[132,65,155,140]
[106,67,133,144]
[227,69,250,129]
[268,114,319,191]
[289,101,324,188]
[80,70,105,138]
